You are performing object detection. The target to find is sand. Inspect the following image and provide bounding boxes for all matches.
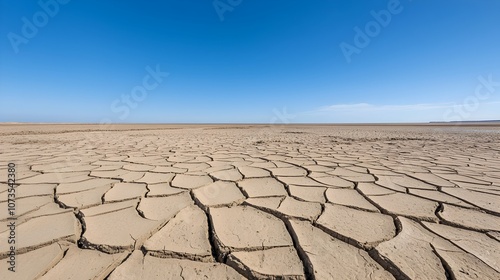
[0,123,499,279]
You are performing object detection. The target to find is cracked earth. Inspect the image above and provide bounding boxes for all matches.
[1,124,499,279]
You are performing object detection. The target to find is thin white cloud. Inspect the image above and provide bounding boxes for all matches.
[317,102,459,112]
[296,101,500,122]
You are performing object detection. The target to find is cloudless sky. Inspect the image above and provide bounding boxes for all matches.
[1,0,499,123]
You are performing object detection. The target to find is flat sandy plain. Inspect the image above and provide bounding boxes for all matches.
[1,123,499,279]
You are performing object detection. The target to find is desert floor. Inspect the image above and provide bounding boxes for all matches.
[1,124,499,279]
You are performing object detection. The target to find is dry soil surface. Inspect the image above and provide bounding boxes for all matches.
[0,124,499,279]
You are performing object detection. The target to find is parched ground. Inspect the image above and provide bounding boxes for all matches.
[1,124,499,279]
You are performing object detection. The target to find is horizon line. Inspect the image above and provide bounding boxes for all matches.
[2,120,500,126]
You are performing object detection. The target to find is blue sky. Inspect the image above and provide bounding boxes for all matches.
[1,0,499,123]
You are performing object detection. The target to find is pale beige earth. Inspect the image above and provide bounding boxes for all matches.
[1,123,500,279]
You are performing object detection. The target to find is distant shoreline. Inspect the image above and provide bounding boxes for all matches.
[429,120,500,124]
